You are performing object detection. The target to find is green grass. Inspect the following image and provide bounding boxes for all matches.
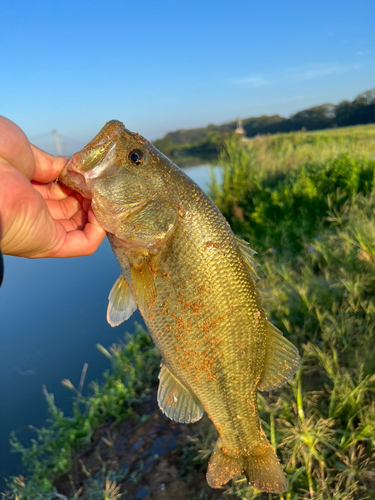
[3,124,375,499]
[210,127,375,254]
[3,325,160,500]
[220,125,375,177]
[206,126,375,498]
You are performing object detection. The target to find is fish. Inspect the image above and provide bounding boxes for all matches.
[59,120,300,492]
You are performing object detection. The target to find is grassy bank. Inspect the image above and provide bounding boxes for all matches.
[210,125,375,254]
[3,326,161,499]
[3,124,375,499]
[208,125,375,498]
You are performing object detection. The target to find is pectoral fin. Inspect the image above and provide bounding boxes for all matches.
[107,275,137,327]
[158,364,204,423]
[258,323,300,391]
[130,259,156,312]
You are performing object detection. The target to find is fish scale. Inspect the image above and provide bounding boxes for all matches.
[59,120,300,493]
[145,178,265,454]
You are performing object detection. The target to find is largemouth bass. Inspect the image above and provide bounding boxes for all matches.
[59,121,300,492]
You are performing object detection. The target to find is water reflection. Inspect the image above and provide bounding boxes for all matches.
[184,164,222,193]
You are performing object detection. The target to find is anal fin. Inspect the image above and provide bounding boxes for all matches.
[259,323,300,391]
[158,364,203,423]
[107,275,137,327]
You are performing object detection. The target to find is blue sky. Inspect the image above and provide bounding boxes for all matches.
[1,0,374,154]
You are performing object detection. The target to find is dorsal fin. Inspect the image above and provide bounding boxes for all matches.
[158,364,204,423]
[235,235,260,281]
[107,275,137,327]
[258,323,300,391]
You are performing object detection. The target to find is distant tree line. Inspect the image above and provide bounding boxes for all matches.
[153,88,375,159]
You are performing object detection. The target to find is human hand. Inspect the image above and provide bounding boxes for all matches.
[0,117,107,258]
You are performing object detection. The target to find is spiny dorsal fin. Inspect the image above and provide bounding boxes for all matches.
[107,275,137,327]
[130,259,156,312]
[158,364,204,423]
[258,323,300,391]
[235,235,260,281]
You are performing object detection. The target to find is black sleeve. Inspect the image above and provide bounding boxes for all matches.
[0,247,4,287]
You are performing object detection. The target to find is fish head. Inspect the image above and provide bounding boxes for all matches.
[59,120,178,245]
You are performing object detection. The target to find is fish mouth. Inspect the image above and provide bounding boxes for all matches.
[59,155,92,199]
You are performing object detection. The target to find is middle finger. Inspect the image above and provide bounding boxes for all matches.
[45,196,82,220]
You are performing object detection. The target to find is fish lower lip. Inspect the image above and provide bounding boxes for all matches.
[59,160,91,199]
[67,157,81,173]
[60,158,79,177]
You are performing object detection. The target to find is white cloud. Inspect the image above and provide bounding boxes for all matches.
[283,63,359,82]
[231,76,268,87]
[232,63,360,89]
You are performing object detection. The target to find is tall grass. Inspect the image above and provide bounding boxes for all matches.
[210,129,375,254]
[182,201,375,495]
[206,129,375,499]
[234,125,375,178]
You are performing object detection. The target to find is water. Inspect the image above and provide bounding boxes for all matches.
[0,164,221,483]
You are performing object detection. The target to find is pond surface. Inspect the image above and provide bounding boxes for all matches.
[0,164,221,484]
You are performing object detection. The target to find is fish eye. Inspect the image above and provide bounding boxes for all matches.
[128,148,145,165]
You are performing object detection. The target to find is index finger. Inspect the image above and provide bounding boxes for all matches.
[31,180,75,201]
[31,144,69,183]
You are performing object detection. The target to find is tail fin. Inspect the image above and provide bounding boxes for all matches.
[206,443,244,489]
[244,443,287,493]
[207,440,286,493]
